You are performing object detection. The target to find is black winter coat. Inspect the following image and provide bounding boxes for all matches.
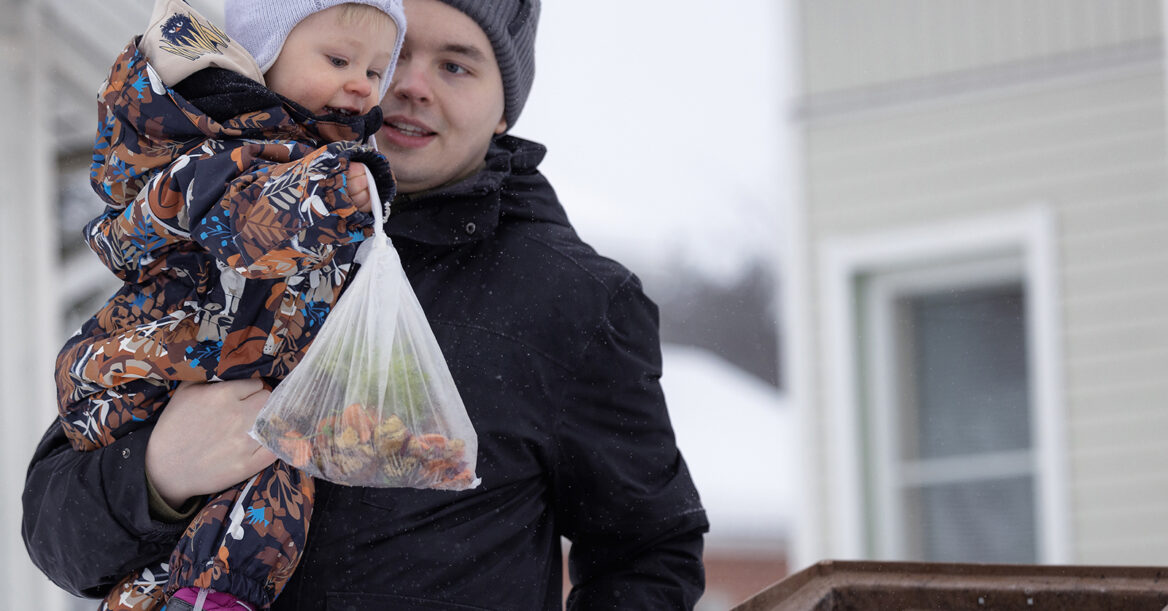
[23,135,710,610]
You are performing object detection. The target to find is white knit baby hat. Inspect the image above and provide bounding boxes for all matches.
[224,0,406,101]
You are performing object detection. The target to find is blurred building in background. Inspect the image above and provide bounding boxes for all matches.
[0,0,60,607]
[786,0,1168,572]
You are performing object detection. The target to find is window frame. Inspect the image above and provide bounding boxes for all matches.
[865,257,1033,561]
[818,206,1070,563]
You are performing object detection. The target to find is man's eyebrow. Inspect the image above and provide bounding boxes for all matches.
[441,43,488,62]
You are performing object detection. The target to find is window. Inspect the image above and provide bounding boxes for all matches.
[818,208,1069,563]
[864,261,1036,562]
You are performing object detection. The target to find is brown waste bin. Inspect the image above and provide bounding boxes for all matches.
[731,560,1168,611]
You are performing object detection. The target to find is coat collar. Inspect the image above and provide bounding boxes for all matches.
[384,135,571,246]
[170,63,383,143]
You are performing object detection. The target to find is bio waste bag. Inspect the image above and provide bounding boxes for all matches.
[252,167,479,490]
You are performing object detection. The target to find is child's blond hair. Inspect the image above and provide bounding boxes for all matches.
[336,2,398,33]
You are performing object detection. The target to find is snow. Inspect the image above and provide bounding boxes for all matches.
[661,344,795,550]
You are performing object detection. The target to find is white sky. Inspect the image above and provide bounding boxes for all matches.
[519,1,792,281]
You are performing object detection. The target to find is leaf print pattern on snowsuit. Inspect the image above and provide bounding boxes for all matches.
[57,39,394,610]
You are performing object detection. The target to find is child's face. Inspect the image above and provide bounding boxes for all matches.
[265,6,398,117]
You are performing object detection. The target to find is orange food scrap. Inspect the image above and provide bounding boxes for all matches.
[340,403,375,443]
[445,468,475,489]
[419,433,448,449]
[278,433,314,468]
[270,403,474,488]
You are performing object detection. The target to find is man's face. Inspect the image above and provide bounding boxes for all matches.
[377,0,508,194]
[265,6,397,117]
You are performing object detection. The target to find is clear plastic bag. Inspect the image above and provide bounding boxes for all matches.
[251,167,479,490]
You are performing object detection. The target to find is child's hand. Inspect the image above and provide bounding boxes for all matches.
[347,162,373,213]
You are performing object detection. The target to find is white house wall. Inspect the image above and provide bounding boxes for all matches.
[1,0,68,607]
[795,1,1168,566]
[800,0,1161,97]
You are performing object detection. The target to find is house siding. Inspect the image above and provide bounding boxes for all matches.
[800,0,1161,96]
[797,0,1168,565]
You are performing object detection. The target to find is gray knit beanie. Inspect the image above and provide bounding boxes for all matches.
[224,0,407,101]
[438,0,540,129]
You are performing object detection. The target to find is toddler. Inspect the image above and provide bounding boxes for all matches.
[55,0,404,609]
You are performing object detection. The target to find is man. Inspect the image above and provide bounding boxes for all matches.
[23,0,710,608]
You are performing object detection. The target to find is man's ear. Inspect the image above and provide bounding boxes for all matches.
[494,115,508,135]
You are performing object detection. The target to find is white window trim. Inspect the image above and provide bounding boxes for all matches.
[865,255,1031,560]
[818,205,1071,563]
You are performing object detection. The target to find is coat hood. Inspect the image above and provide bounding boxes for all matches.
[141,0,266,87]
[385,135,571,245]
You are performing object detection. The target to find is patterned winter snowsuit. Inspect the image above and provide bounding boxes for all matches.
[55,37,394,609]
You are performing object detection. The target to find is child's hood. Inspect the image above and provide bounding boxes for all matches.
[91,31,381,209]
[141,0,265,88]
